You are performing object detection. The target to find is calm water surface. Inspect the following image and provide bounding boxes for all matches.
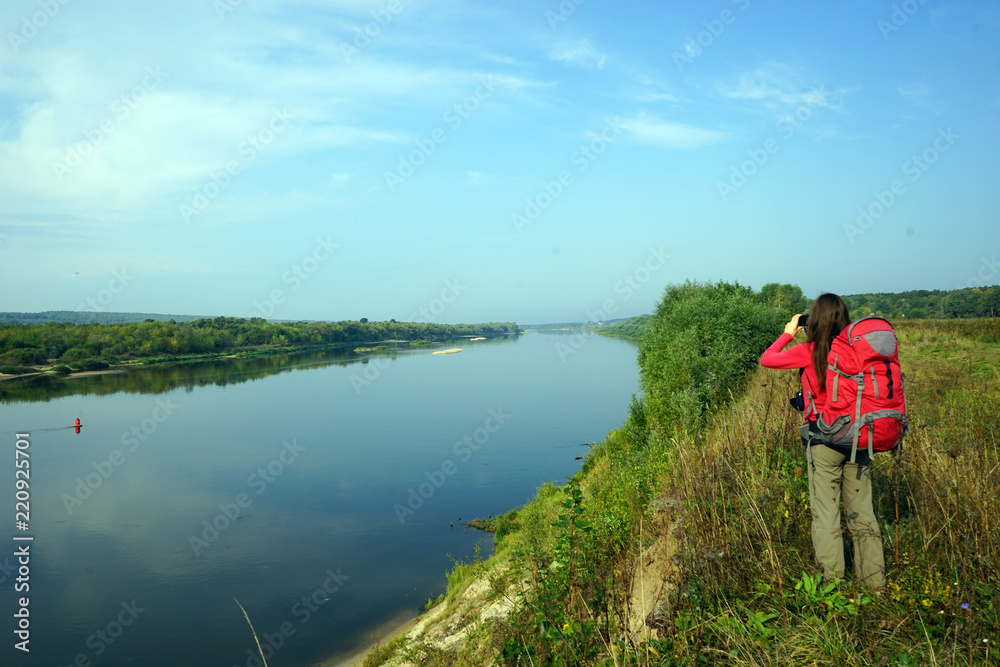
[0,332,638,666]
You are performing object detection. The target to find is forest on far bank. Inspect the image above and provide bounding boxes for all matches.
[0,318,521,373]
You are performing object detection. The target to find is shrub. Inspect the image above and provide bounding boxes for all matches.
[0,365,36,375]
[1,347,47,366]
[73,358,110,372]
[638,280,786,431]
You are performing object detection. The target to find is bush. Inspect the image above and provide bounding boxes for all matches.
[0,365,37,375]
[73,358,110,372]
[51,364,73,375]
[1,347,47,366]
[638,280,786,431]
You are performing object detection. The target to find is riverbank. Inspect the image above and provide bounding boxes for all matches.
[0,336,501,382]
[352,314,1000,666]
[0,318,523,374]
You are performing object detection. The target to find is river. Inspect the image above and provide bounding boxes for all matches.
[0,331,639,666]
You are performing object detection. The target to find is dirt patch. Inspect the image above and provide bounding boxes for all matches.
[627,495,681,642]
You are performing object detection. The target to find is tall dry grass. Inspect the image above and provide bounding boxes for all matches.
[662,318,1000,665]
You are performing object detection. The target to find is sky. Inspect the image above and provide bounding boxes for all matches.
[0,0,998,324]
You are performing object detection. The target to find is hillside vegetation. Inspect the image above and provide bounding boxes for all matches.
[363,282,999,666]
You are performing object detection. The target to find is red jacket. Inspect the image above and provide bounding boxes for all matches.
[759,333,824,422]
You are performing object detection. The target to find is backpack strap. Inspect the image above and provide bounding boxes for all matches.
[855,410,910,462]
[850,373,865,463]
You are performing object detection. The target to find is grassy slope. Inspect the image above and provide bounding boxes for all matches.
[362,319,1000,666]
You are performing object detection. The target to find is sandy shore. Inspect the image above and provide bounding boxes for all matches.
[0,368,125,382]
[0,372,43,382]
[314,608,421,667]
[64,369,126,379]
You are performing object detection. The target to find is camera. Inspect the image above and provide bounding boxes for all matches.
[789,391,805,412]
[798,314,809,328]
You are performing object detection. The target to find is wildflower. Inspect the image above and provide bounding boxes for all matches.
[562,622,570,632]
[922,599,932,607]
[961,603,970,611]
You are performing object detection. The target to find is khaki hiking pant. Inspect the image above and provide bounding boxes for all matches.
[806,443,886,589]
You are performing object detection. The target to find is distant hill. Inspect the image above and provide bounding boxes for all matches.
[0,311,207,325]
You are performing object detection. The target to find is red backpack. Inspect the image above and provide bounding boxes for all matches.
[814,317,909,462]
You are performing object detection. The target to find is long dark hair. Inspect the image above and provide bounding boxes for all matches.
[806,293,851,392]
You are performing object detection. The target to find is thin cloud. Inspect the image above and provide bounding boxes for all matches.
[717,64,846,110]
[549,40,609,70]
[329,172,354,188]
[618,114,726,149]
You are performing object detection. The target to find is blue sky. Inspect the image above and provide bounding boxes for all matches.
[1,0,997,324]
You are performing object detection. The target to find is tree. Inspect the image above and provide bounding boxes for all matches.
[758,283,810,315]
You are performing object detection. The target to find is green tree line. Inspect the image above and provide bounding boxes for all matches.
[0,318,521,370]
[843,285,1000,319]
[600,283,1000,343]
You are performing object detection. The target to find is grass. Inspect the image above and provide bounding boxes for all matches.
[362,318,1000,666]
[362,634,407,667]
[640,318,1000,665]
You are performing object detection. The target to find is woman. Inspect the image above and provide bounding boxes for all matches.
[760,293,885,589]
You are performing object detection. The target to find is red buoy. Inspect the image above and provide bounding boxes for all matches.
[74,418,82,434]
